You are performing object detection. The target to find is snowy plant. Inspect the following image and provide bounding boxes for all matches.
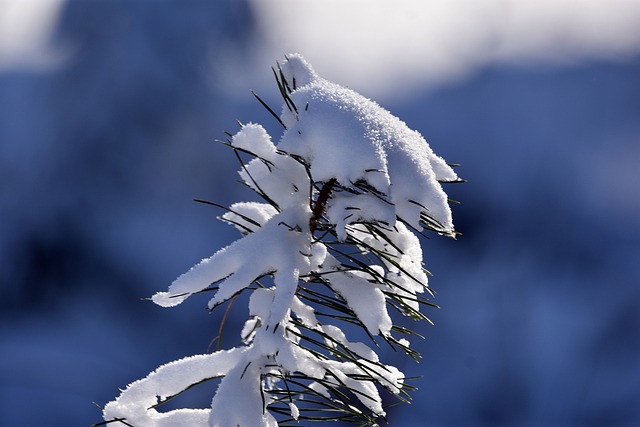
[100,54,461,427]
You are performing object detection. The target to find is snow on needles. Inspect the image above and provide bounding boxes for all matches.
[279,53,459,237]
[103,54,458,426]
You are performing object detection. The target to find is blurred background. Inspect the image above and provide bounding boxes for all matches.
[1,1,639,426]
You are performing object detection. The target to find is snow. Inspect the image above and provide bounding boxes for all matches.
[322,252,393,336]
[326,192,396,241]
[102,348,243,426]
[221,201,278,234]
[104,53,456,426]
[322,324,379,361]
[290,294,319,327]
[351,222,430,311]
[152,207,314,311]
[289,402,300,420]
[278,54,458,233]
[230,122,277,158]
[209,358,278,427]
[320,359,392,416]
[233,122,310,210]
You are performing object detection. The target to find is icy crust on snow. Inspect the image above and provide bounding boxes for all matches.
[278,54,458,235]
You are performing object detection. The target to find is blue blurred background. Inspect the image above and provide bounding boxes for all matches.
[1,1,639,426]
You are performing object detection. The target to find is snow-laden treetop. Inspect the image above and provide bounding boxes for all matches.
[103,53,460,427]
[278,54,458,236]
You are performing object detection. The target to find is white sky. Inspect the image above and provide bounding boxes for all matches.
[0,0,66,70]
[1,0,639,97]
[247,0,640,99]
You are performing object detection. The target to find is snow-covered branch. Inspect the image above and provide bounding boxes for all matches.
[102,54,460,427]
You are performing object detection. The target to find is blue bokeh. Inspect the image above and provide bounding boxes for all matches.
[1,2,639,426]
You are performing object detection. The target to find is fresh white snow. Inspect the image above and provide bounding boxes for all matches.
[104,53,457,426]
[278,54,458,233]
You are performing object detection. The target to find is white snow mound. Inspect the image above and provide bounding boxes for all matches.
[278,53,459,234]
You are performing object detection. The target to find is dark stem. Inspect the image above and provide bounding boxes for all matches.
[309,178,337,234]
[207,293,240,352]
